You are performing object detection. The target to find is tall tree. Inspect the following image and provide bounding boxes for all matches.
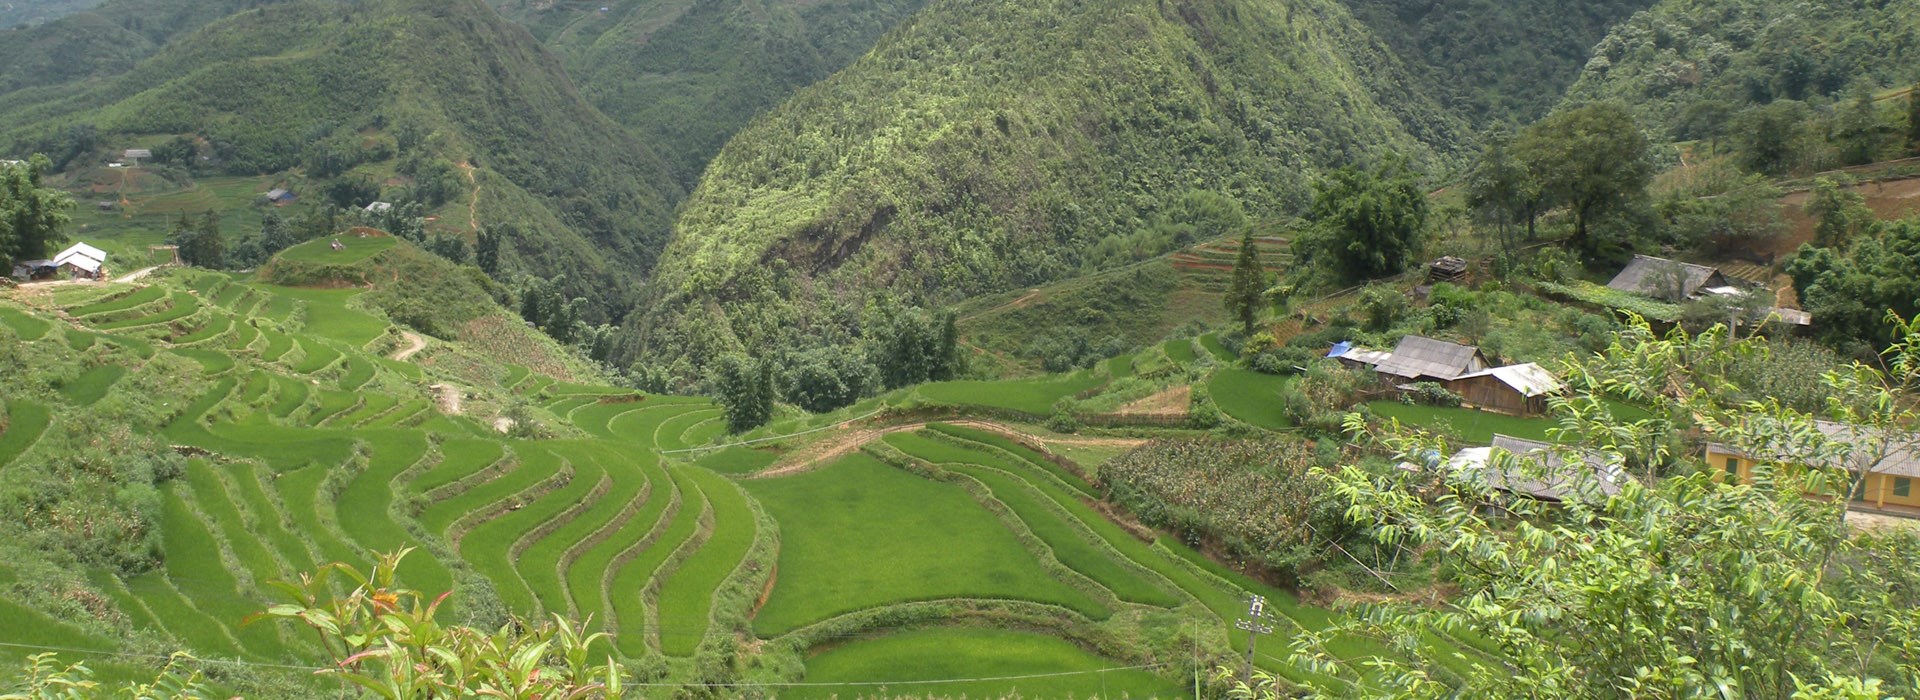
[1224,231,1266,335]
[1804,178,1874,247]
[711,353,773,433]
[1514,102,1653,252]
[167,210,225,269]
[1306,160,1429,282]
[0,155,76,267]
[1465,127,1541,256]
[1909,82,1920,156]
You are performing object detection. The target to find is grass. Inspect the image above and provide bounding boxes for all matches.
[926,424,1098,498]
[276,235,397,265]
[1198,333,1233,361]
[225,320,259,351]
[654,466,757,656]
[172,348,235,374]
[460,444,603,615]
[226,463,318,576]
[66,286,163,317]
[58,366,126,407]
[270,287,388,347]
[1106,353,1136,378]
[1366,401,1556,443]
[743,453,1106,636]
[653,408,722,451]
[409,439,506,494]
[337,356,375,390]
[268,376,310,418]
[568,454,673,651]
[172,313,234,345]
[276,465,368,571]
[693,446,780,475]
[334,432,454,597]
[289,336,342,374]
[93,291,199,330]
[330,393,397,427]
[157,488,290,659]
[1210,368,1295,430]
[608,467,705,658]
[916,372,1105,415]
[514,445,634,619]
[258,327,295,362]
[792,628,1185,700]
[888,432,1179,607]
[0,400,51,466]
[1162,338,1198,365]
[420,442,563,536]
[122,572,242,658]
[0,305,51,339]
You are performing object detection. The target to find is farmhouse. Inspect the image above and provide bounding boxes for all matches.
[123,149,152,165]
[364,201,392,214]
[1709,421,1920,514]
[1373,335,1489,382]
[10,259,55,281]
[1444,362,1564,416]
[1412,434,1626,504]
[1607,254,1732,301]
[52,242,108,280]
[265,188,297,205]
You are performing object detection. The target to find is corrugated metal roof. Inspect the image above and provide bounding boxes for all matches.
[1458,363,1563,397]
[1444,435,1626,502]
[1607,254,1726,299]
[1375,336,1485,380]
[53,242,106,265]
[1714,421,1920,478]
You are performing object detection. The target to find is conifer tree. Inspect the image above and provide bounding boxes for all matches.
[1224,231,1265,335]
[1908,82,1920,155]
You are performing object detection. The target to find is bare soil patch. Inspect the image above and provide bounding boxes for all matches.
[1115,386,1189,416]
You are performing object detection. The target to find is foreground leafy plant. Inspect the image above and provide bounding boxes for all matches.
[258,549,625,700]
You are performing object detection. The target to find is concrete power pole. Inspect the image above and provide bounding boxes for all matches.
[1235,594,1275,685]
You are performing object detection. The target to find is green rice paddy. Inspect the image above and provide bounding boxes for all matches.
[1210,368,1295,430]
[917,372,1105,415]
[792,628,1185,700]
[276,235,397,265]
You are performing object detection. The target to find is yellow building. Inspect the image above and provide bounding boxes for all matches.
[1707,421,1920,513]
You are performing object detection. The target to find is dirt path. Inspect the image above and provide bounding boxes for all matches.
[749,417,1145,479]
[430,383,463,415]
[392,331,428,361]
[113,266,159,283]
[458,161,481,233]
[960,288,1040,322]
[1114,386,1190,416]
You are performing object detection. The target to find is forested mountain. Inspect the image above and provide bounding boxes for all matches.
[0,0,682,313]
[0,0,299,91]
[1342,0,1656,125]
[1564,0,1920,139]
[497,0,931,185]
[0,0,102,29]
[623,0,1471,367]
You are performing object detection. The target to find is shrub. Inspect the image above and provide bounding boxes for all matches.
[1407,381,1464,407]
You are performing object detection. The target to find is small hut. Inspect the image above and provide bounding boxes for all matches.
[1607,255,1731,301]
[1444,362,1564,415]
[1427,256,1470,284]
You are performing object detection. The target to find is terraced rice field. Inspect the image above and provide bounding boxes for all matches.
[1,264,1432,695]
[1210,368,1296,430]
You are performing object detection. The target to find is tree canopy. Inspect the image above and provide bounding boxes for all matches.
[1513,102,1652,253]
[1306,160,1430,282]
[0,155,75,267]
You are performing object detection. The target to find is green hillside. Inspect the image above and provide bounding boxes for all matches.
[0,0,104,28]
[1563,0,1920,136]
[627,0,1470,365]
[499,0,929,185]
[1343,0,1657,125]
[0,0,306,92]
[0,234,1425,695]
[0,0,682,314]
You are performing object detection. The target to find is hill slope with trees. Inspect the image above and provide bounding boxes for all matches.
[497,0,931,186]
[624,0,1473,368]
[0,0,682,315]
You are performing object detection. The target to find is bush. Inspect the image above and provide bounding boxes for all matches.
[1407,381,1464,407]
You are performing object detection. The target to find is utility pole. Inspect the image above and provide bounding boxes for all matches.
[1235,594,1274,685]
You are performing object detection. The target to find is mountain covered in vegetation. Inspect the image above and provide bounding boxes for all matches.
[624,0,1473,365]
[1564,0,1920,138]
[1343,0,1657,125]
[0,0,682,313]
[497,0,931,185]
